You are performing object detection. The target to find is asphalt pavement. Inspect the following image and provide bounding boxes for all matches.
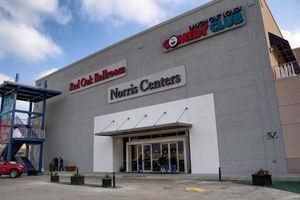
[0,173,300,200]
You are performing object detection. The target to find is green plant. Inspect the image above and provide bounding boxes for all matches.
[72,173,83,177]
[103,174,112,179]
[53,171,58,176]
[72,166,84,177]
[254,169,270,176]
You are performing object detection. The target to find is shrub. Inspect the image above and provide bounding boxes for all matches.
[254,169,270,176]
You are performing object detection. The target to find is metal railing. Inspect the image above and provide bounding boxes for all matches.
[273,61,300,79]
[14,116,45,139]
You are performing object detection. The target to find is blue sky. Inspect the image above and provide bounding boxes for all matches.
[0,0,299,86]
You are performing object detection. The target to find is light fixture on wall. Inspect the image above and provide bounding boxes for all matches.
[267,131,278,139]
[247,0,255,7]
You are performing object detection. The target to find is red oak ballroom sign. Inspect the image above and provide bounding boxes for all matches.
[69,60,127,93]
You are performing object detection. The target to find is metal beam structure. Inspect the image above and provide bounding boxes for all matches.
[0,81,61,175]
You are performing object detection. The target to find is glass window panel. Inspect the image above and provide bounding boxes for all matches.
[137,145,142,157]
[178,141,184,159]
[162,144,168,156]
[152,143,160,160]
[143,145,151,171]
[152,160,160,172]
[170,143,177,156]
[131,145,137,160]
[179,159,185,172]
[131,145,137,171]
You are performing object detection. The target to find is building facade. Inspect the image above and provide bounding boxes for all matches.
[37,0,299,174]
[274,48,300,173]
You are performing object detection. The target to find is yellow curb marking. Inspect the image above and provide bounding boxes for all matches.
[186,187,206,192]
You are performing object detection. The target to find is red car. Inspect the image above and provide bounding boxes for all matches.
[0,159,26,178]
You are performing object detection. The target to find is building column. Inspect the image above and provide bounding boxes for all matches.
[38,142,44,174]
[7,92,17,161]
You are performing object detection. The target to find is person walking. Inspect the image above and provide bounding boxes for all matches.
[158,155,165,174]
[59,157,64,171]
[171,154,177,174]
[53,157,58,171]
[163,154,169,174]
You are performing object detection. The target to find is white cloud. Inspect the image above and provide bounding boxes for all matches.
[282,29,300,49]
[80,0,189,27]
[16,101,29,112]
[0,19,62,62]
[35,68,59,80]
[0,0,71,61]
[0,73,13,84]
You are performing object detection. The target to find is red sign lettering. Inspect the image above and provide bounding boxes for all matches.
[69,63,127,93]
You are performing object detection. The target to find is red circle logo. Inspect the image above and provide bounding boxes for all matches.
[168,36,178,48]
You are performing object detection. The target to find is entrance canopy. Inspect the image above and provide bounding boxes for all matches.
[95,122,192,136]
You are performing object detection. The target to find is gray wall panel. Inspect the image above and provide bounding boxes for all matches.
[38,0,287,173]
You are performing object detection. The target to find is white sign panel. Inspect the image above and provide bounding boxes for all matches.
[108,65,186,103]
[69,60,127,93]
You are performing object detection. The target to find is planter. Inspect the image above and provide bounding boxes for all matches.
[252,174,272,186]
[51,175,59,183]
[71,176,85,185]
[102,178,112,188]
[65,166,76,171]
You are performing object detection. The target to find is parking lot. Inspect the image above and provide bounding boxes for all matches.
[0,173,300,200]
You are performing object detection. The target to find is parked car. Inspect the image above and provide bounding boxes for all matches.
[0,158,26,178]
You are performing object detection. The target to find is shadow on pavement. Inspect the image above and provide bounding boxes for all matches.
[232,180,300,194]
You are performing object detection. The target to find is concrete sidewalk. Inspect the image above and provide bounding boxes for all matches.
[1,174,300,200]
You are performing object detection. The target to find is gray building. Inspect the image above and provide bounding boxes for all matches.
[37,0,297,174]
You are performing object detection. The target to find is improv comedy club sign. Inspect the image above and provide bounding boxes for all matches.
[69,60,127,93]
[162,6,245,51]
[108,66,186,103]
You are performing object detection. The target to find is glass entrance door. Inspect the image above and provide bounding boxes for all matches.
[128,140,186,173]
[170,143,178,173]
[152,143,161,172]
[131,145,137,172]
[161,144,169,172]
[143,144,151,171]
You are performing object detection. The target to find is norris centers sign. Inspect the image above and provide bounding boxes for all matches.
[162,6,245,51]
[108,66,186,103]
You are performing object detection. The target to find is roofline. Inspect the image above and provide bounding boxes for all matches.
[0,81,62,95]
[36,0,226,82]
[293,47,300,51]
[260,0,283,38]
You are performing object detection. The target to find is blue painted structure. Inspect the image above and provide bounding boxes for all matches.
[0,81,61,174]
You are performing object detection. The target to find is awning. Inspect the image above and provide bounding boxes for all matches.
[269,32,297,63]
[0,81,61,102]
[95,122,192,137]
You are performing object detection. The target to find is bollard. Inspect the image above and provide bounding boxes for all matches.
[218,167,222,182]
[113,172,116,188]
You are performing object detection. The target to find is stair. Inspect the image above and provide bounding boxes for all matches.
[21,157,35,172]
[0,145,8,158]
[15,156,24,165]
[14,117,38,138]
[0,143,23,160]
